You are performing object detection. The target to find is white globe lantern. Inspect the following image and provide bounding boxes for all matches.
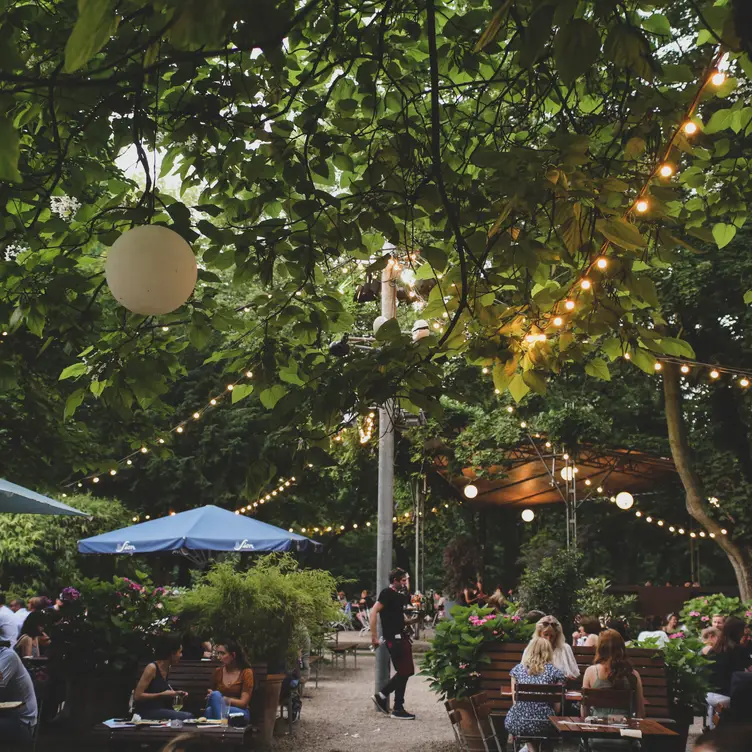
[615,491,634,510]
[521,508,535,522]
[105,225,197,315]
[463,483,478,499]
[412,319,430,341]
[560,466,575,481]
[373,315,388,333]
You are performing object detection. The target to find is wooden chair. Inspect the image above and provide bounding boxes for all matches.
[580,687,633,718]
[469,691,506,752]
[509,683,565,752]
[447,707,471,751]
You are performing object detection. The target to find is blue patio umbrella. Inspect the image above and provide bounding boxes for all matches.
[77,504,322,557]
[0,478,88,516]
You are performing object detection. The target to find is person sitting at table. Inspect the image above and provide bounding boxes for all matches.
[664,612,682,635]
[505,636,566,752]
[133,634,192,721]
[581,628,645,718]
[14,610,48,659]
[573,616,601,647]
[206,640,253,723]
[0,641,38,745]
[705,617,751,729]
[462,580,482,607]
[533,615,579,679]
[358,589,374,609]
[702,627,720,655]
[637,615,670,646]
[486,584,507,612]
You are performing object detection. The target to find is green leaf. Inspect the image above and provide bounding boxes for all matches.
[712,223,736,249]
[0,117,21,183]
[631,348,658,375]
[705,109,733,135]
[744,290,752,305]
[623,137,646,160]
[59,363,87,380]
[522,370,547,394]
[585,359,611,381]
[64,0,120,73]
[554,20,601,84]
[508,374,530,403]
[658,337,695,359]
[231,383,254,404]
[596,218,647,250]
[64,389,85,420]
[260,385,287,409]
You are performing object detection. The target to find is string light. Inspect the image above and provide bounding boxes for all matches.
[553,316,563,327]
[564,300,575,311]
[741,378,750,388]
[659,164,674,178]
[580,278,592,290]
[710,70,726,86]
[596,258,607,270]
[635,199,649,213]
[710,370,719,379]
[681,365,690,374]
[654,362,662,371]
[683,121,698,135]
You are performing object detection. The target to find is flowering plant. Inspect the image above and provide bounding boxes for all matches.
[421,605,534,699]
[679,593,752,635]
[50,575,177,676]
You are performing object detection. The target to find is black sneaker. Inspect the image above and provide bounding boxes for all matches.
[391,708,416,720]
[372,694,389,715]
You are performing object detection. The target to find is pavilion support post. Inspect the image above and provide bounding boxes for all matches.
[375,261,397,696]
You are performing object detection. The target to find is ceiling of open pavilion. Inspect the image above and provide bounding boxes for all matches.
[439,444,677,508]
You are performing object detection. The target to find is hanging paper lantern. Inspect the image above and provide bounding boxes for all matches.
[105,225,197,315]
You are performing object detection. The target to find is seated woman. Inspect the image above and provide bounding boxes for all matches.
[14,610,48,659]
[505,636,566,752]
[533,615,579,679]
[133,634,192,721]
[705,616,751,729]
[637,615,669,646]
[581,629,645,718]
[701,626,719,655]
[206,640,254,722]
[663,612,681,635]
[574,617,601,647]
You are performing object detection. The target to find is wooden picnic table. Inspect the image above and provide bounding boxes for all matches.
[550,716,677,738]
[92,721,252,748]
[501,689,583,701]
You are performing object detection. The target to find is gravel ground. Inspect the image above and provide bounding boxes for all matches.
[271,651,705,752]
[272,652,455,752]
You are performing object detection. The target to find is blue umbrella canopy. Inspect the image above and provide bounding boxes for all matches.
[0,478,88,516]
[78,504,321,555]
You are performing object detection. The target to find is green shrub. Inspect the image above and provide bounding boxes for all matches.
[177,555,340,666]
[575,577,638,624]
[422,605,534,699]
[517,548,585,631]
[680,594,752,635]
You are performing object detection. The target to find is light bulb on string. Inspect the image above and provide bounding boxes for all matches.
[654,362,662,371]
[521,509,535,522]
[210,399,217,406]
[740,378,750,388]
[615,491,634,510]
[710,370,720,379]
[580,278,592,290]
[659,164,674,178]
[109,469,117,476]
[684,121,698,135]
[681,365,690,374]
[564,300,575,311]
[553,316,563,327]
[711,71,726,86]
[176,426,184,433]
[596,258,608,270]
[193,412,200,419]
[635,199,649,213]
[464,484,478,499]
[597,486,603,493]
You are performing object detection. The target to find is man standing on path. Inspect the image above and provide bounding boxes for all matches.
[370,568,416,720]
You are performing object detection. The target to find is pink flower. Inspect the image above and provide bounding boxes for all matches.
[156,603,163,609]
[493,631,499,635]
[511,615,521,622]
[459,663,468,669]
[701,616,710,622]
[689,611,700,617]
[669,632,684,639]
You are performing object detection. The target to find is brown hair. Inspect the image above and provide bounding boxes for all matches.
[714,616,745,654]
[594,629,635,689]
[579,617,601,636]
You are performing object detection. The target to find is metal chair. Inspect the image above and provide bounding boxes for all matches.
[579,688,636,751]
[510,683,566,752]
[469,691,506,752]
[446,707,471,751]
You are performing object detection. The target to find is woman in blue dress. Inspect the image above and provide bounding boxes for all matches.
[505,636,566,751]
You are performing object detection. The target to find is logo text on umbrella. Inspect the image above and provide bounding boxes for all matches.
[234,540,255,551]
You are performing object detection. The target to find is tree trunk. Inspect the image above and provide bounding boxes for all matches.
[662,361,752,599]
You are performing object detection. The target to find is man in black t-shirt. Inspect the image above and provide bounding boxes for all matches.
[369,568,416,720]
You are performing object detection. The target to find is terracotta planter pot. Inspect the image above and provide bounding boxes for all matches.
[259,673,285,746]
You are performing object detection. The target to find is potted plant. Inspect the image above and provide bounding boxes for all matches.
[633,635,711,751]
[49,576,176,730]
[177,555,339,744]
[679,593,752,635]
[422,604,534,738]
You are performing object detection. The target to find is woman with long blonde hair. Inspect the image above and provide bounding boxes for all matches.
[505,637,566,751]
[529,615,579,679]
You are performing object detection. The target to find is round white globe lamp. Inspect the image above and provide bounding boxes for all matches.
[105,225,197,315]
[560,466,575,481]
[521,508,535,522]
[463,484,478,499]
[615,491,634,510]
[373,315,388,333]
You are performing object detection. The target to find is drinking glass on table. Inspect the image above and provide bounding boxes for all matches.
[172,693,184,712]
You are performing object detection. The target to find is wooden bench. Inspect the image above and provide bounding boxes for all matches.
[91,660,269,749]
[325,631,358,670]
[478,642,674,723]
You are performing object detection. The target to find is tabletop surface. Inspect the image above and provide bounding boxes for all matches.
[550,717,677,736]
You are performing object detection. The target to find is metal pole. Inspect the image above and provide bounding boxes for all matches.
[375,261,397,695]
[414,479,420,596]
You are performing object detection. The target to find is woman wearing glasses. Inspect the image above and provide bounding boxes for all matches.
[532,616,580,679]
